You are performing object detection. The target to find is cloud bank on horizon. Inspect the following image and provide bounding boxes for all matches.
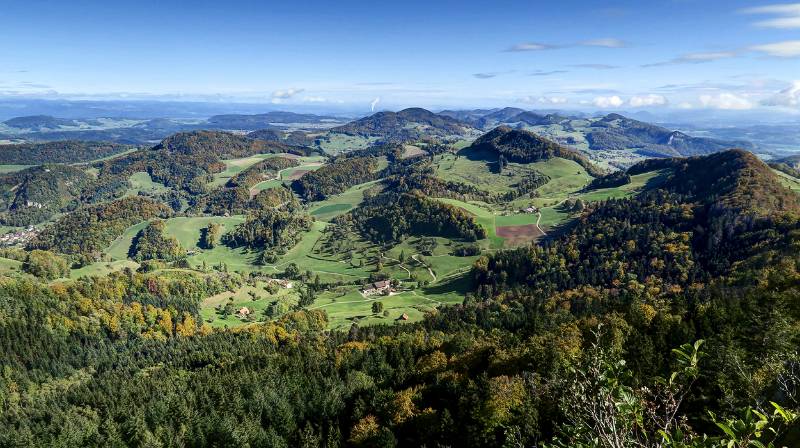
[1,0,799,114]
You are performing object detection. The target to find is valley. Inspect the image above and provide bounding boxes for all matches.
[1,106,799,447]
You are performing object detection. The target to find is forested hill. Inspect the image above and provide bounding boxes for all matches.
[468,126,605,176]
[0,164,95,226]
[331,107,478,142]
[153,130,317,157]
[587,113,753,156]
[0,140,133,164]
[2,115,78,130]
[629,149,800,217]
[473,149,800,299]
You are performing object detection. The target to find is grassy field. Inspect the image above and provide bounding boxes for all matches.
[250,160,325,193]
[773,169,800,192]
[104,215,257,271]
[200,280,299,329]
[70,260,139,279]
[0,164,34,173]
[433,163,667,247]
[315,133,377,155]
[576,170,669,202]
[125,171,170,196]
[308,180,382,221]
[0,256,23,275]
[210,153,325,187]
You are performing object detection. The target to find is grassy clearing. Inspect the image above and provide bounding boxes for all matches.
[311,289,437,330]
[70,260,140,279]
[0,256,23,274]
[528,158,593,204]
[200,281,299,329]
[210,154,325,187]
[106,220,150,260]
[307,180,382,221]
[434,198,504,248]
[0,225,21,235]
[577,170,668,202]
[104,215,256,272]
[0,164,34,173]
[316,134,377,155]
[265,221,375,282]
[773,169,800,193]
[125,172,170,197]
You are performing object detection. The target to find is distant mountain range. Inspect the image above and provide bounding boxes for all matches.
[0,112,345,144]
[0,108,768,165]
[330,107,480,142]
[206,111,344,130]
[440,108,752,158]
[3,115,81,130]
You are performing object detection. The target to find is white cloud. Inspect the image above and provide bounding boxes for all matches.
[643,51,737,67]
[581,38,627,48]
[628,94,668,107]
[506,38,625,52]
[271,88,304,99]
[761,80,800,107]
[528,70,568,77]
[506,42,557,52]
[370,97,380,112]
[519,95,568,105]
[742,3,800,29]
[540,96,568,104]
[698,92,753,110]
[571,63,619,70]
[748,40,800,57]
[677,102,694,109]
[592,95,624,108]
[302,96,327,103]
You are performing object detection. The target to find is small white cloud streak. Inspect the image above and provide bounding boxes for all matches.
[741,3,800,29]
[748,40,800,57]
[271,88,304,99]
[580,38,627,48]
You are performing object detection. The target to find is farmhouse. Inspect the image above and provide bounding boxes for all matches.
[264,278,293,288]
[236,307,251,317]
[362,280,392,296]
[273,279,293,288]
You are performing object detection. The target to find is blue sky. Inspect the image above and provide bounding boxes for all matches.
[1,0,799,113]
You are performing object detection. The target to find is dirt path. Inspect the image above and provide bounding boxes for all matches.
[412,254,437,283]
[248,167,295,198]
[383,256,412,279]
[535,211,547,236]
[437,267,471,283]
